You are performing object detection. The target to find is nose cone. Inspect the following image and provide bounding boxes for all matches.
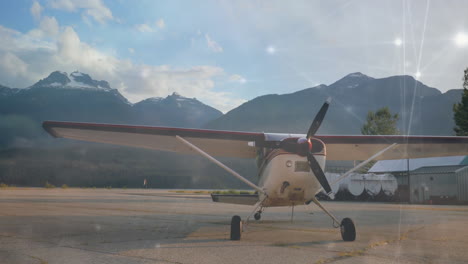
[297,138,312,156]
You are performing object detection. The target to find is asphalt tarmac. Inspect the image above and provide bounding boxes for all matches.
[1,188,467,264]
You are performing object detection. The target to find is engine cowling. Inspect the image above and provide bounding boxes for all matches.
[278,137,325,157]
[279,137,311,157]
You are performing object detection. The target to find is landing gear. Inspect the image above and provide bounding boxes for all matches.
[230,215,242,240]
[254,211,262,221]
[309,196,356,242]
[340,218,356,241]
[248,203,265,222]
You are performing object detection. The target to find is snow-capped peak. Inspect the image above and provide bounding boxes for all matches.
[70,71,84,77]
[313,84,327,89]
[330,72,374,89]
[346,72,369,78]
[32,71,112,91]
[148,97,163,102]
[68,71,111,91]
[168,92,195,103]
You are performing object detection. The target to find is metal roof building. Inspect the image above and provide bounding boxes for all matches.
[410,165,468,204]
[369,156,468,173]
[368,156,468,204]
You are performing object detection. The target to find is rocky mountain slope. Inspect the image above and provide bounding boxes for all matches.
[206,72,460,136]
[0,71,222,147]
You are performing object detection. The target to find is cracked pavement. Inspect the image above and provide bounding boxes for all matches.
[1,188,468,264]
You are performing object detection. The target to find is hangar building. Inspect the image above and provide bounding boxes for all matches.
[369,156,468,204]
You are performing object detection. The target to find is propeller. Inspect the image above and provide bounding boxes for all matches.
[307,148,332,194]
[306,98,332,194]
[278,98,333,195]
[307,97,331,139]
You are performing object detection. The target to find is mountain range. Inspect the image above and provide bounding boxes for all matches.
[206,72,461,136]
[0,71,464,148]
[0,70,464,188]
[0,71,222,148]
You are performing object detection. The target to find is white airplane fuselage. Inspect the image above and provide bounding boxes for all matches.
[257,150,325,207]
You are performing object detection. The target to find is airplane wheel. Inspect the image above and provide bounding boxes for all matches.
[340,218,356,241]
[254,212,261,221]
[230,215,242,240]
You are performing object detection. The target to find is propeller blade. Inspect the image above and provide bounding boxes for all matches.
[307,152,332,194]
[307,98,331,138]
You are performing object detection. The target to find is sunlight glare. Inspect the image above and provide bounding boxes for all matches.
[266,45,276,54]
[394,38,403,46]
[454,32,468,47]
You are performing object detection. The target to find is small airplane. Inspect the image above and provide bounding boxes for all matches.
[43,99,468,241]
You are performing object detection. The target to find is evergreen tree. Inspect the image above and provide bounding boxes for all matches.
[359,107,399,173]
[361,107,400,135]
[453,68,468,136]
[357,107,400,173]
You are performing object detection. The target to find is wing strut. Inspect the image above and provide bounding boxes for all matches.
[175,135,265,195]
[331,143,398,186]
[309,196,340,227]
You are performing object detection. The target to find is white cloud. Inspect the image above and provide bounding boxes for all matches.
[40,16,60,36]
[128,48,135,54]
[49,0,113,24]
[113,65,245,112]
[156,18,165,29]
[26,15,60,39]
[0,52,28,77]
[0,25,53,56]
[205,34,223,53]
[135,23,153,33]
[135,19,165,33]
[0,50,31,88]
[49,0,75,11]
[30,1,43,21]
[229,74,247,84]
[0,24,245,112]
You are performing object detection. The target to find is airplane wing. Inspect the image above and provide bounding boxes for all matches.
[43,121,468,161]
[315,135,468,161]
[261,133,468,160]
[211,193,259,205]
[42,121,264,158]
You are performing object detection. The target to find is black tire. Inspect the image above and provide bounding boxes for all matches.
[254,212,261,221]
[340,218,356,241]
[230,215,242,240]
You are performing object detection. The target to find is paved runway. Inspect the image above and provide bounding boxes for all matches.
[1,188,468,264]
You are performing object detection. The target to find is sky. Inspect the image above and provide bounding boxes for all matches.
[0,0,467,112]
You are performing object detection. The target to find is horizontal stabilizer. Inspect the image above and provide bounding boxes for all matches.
[211,193,259,205]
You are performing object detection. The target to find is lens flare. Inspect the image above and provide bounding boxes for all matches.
[394,38,403,46]
[266,45,276,54]
[454,32,468,47]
